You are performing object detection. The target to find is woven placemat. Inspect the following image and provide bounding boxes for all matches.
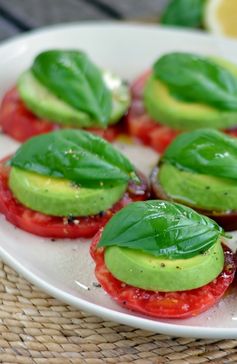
[0,261,237,364]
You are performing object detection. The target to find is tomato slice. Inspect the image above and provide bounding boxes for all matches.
[0,87,57,142]
[0,160,149,239]
[0,87,122,143]
[91,230,236,319]
[86,123,124,143]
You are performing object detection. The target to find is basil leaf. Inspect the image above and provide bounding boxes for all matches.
[153,52,237,111]
[32,50,112,127]
[161,0,205,28]
[98,200,223,259]
[10,129,138,188]
[163,129,237,180]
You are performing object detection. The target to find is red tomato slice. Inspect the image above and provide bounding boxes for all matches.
[0,160,149,239]
[130,70,151,100]
[149,127,180,154]
[126,100,157,145]
[91,230,236,319]
[0,87,122,143]
[0,87,57,142]
[86,124,123,143]
[226,128,237,138]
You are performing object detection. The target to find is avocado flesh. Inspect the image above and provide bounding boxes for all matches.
[159,163,237,212]
[17,70,130,127]
[9,167,127,217]
[144,58,237,130]
[104,240,224,291]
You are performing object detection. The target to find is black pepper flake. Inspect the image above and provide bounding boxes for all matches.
[70,181,80,189]
[160,263,166,268]
[122,301,127,305]
[67,215,76,224]
[226,264,234,273]
[176,266,181,269]
[98,211,105,217]
[92,282,101,288]
[51,238,56,242]
[205,186,210,190]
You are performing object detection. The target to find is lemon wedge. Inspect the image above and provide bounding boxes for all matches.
[205,0,237,38]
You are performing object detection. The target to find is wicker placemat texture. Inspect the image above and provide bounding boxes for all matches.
[0,261,237,364]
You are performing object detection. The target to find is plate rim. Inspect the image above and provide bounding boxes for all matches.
[1,21,237,339]
[1,19,237,51]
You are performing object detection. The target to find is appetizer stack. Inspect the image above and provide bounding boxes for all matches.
[0,50,130,142]
[0,49,237,320]
[91,201,235,318]
[151,129,237,230]
[127,53,237,152]
[0,129,149,238]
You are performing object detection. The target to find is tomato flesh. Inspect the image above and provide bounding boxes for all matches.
[0,87,122,143]
[91,230,236,319]
[0,160,149,239]
[126,72,237,154]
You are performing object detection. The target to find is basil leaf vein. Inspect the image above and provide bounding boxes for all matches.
[98,200,223,259]
[163,128,237,180]
[32,50,112,127]
[153,52,237,111]
[10,129,138,188]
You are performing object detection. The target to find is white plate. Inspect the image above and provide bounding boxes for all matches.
[1,23,237,339]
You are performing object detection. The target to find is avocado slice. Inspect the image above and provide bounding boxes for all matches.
[144,58,237,130]
[158,163,237,212]
[17,70,130,128]
[104,240,224,291]
[9,167,127,217]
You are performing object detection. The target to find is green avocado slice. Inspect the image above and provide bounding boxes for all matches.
[104,240,224,291]
[144,58,237,130]
[9,167,127,217]
[159,163,237,212]
[17,70,130,128]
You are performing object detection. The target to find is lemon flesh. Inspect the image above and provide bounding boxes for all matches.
[205,0,237,38]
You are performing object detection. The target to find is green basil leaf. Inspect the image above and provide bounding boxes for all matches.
[153,52,237,111]
[163,128,237,180]
[10,129,138,188]
[161,0,205,28]
[32,50,112,127]
[98,200,223,259]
